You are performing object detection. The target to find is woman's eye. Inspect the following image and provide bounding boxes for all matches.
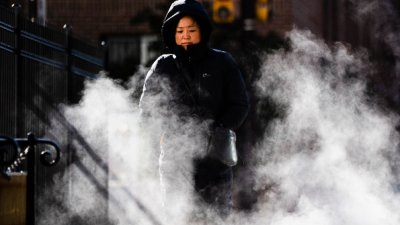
[176,30,183,34]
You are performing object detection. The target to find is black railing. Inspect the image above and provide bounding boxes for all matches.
[0,4,104,78]
[1,4,163,225]
[0,133,61,225]
[0,3,106,225]
[1,5,104,125]
[0,2,105,142]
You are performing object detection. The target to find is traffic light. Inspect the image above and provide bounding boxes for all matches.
[255,0,271,22]
[212,0,235,24]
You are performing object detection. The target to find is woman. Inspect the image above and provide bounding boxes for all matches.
[139,0,249,217]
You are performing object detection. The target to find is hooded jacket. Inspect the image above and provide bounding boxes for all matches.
[140,0,249,130]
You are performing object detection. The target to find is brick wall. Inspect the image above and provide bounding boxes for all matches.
[45,0,294,45]
[46,0,171,44]
[256,0,293,37]
[290,0,372,48]
[291,0,324,37]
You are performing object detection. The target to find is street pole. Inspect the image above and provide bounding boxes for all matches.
[241,0,256,48]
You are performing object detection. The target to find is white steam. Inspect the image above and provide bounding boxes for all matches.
[249,29,400,225]
[351,0,400,105]
[40,27,400,224]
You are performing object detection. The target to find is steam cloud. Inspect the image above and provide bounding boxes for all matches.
[351,0,400,105]
[39,1,400,224]
[249,29,400,225]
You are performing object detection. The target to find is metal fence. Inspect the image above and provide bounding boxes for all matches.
[0,4,104,136]
[0,4,106,225]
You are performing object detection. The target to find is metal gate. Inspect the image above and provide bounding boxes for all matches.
[1,4,106,225]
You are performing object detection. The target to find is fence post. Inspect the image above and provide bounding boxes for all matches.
[63,25,74,224]
[12,3,22,138]
[101,40,109,71]
[63,24,72,104]
[25,133,36,225]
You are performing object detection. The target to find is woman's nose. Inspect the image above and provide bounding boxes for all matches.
[183,31,190,38]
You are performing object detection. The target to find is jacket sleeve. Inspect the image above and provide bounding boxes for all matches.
[139,56,168,119]
[139,58,159,118]
[139,54,178,121]
[219,53,249,130]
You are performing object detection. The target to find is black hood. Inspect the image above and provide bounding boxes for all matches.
[161,0,213,50]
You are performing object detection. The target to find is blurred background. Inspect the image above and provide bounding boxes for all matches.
[1,0,399,224]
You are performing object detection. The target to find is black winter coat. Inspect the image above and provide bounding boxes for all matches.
[139,0,248,131]
[140,44,249,131]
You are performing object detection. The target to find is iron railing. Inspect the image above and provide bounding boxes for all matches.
[0,3,106,225]
[0,133,61,225]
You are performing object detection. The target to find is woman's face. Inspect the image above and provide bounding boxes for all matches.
[175,16,201,50]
